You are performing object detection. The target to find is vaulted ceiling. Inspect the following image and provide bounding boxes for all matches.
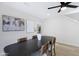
[0,2,79,20]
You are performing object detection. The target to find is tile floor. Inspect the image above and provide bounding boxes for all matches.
[55,43,79,56]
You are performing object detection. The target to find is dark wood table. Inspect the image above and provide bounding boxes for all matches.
[4,38,50,56]
[4,36,55,56]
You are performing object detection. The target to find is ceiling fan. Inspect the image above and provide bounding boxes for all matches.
[48,2,78,13]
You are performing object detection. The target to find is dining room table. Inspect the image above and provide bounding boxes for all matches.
[4,36,55,56]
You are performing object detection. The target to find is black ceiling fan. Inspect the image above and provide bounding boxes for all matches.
[48,2,78,13]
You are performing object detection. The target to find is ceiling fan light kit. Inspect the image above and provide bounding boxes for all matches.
[61,7,67,10]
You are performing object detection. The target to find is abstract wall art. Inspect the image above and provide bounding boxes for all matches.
[2,15,25,31]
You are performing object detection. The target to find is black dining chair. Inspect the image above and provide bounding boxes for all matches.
[17,37,27,43]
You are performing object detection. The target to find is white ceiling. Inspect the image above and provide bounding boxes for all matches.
[65,13,79,22]
[0,2,79,20]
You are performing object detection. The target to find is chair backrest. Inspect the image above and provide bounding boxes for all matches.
[32,35,37,39]
[41,36,56,56]
[17,37,27,43]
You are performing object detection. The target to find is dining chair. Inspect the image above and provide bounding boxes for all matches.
[51,37,56,56]
[41,37,56,56]
[17,37,27,43]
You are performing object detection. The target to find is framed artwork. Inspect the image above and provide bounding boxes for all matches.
[2,15,25,31]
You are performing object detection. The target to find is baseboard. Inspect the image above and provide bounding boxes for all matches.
[56,42,79,48]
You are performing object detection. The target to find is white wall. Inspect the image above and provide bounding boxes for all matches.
[0,4,41,55]
[42,14,79,47]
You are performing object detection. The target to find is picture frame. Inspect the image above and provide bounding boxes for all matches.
[2,15,25,31]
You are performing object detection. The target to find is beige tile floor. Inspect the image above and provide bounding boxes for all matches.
[55,43,79,56]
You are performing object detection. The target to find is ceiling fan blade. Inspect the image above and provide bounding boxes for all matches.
[66,2,71,5]
[60,2,65,5]
[48,5,61,9]
[58,8,61,13]
[67,5,78,8]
